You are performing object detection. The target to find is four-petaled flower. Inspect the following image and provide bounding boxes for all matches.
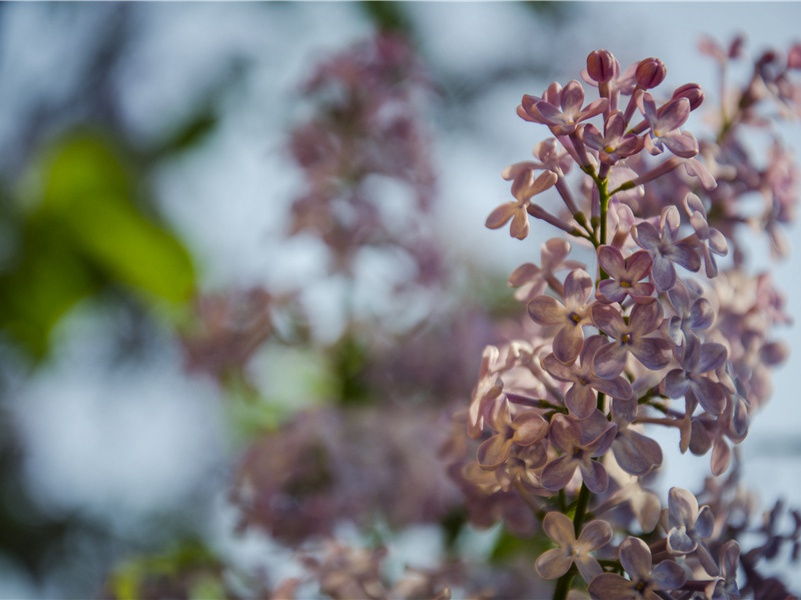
[684,192,728,278]
[588,536,687,600]
[521,80,608,136]
[542,335,633,420]
[528,269,595,364]
[476,399,549,469]
[591,301,672,379]
[596,246,655,304]
[638,92,699,158]
[633,205,701,292]
[486,168,558,239]
[541,412,617,494]
[582,110,643,165]
[508,238,584,304]
[535,511,613,583]
[665,486,719,576]
[663,335,728,415]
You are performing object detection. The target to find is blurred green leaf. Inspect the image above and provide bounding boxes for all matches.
[0,132,196,357]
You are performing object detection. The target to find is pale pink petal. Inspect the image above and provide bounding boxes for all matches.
[485,203,517,229]
[535,548,573,580]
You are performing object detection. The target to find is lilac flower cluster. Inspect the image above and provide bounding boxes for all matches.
[452,43,801,599]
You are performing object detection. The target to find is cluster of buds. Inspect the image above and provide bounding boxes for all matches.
[452,43,801,599]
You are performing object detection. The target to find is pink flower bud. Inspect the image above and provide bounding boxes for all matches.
[635,58,666,89]
[672,83,704,111]
[586,49,617,83]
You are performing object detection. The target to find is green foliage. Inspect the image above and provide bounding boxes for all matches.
[0,132,196,358]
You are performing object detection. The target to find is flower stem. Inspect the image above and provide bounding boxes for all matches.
[552,564,577,600]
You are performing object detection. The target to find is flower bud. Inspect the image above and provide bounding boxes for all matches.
[635,57,666,89]
[672,83,704,111]
[586,49,617,83]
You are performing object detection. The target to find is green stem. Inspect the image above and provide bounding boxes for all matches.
[552,564,577,600]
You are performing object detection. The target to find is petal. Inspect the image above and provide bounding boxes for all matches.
[510,207,530,239]
[509,262,542,287]
[633,221,661,252]
[588,574,636,600]
[667,241,702,272]
[593,342,627,379]
[528,295,566,326]
[693,378,726,415]
[593,375,633,401]
[667,526,697,554]
[477,435,513,469]
[669,487,699,525]
[591,303,624,337]
[512,412,549,445]
[652,559,688,590]
[565,269,594,305]
[566,384,597,419]
[618,536,653,580]
[575,555,603,584]
[554,323,585,364]
[629,300,662,333]
[657,97,690,131]
[560,79,586,114]
[652,256,677,292]
[627,250,654,280]
[663,131,699,158]
[542,456,578,491]
[688,298,715,330]
[597,280,626,304]
[535,548,573,580]
[485,203,517,229]
[696,505,715,539]
[664,369,690,398]
[613,429,663,476]
[598,245,625,278]
[579,458,609,493]
[578,519,613,550]
[543,511,577,545]
[697,343,727,373]
[631,337,672,370]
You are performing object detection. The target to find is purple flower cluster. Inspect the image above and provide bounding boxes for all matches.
[453,42,801,599]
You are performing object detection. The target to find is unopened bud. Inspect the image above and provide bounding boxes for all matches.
[586,49,617,83]
[672,83,704,111]
[635,57,667,89]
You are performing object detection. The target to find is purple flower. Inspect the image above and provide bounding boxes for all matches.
[664,279,715,348]
[596,246,655,304]
[521,80,608,136]
[639,92,699,158]
[508,238,584,304]
[666,486,719,576]
[632,205,701,292]
[663,335,727,415]
[542,335,633,420]
[486,168,558,239]
[683,192,728,278]
[528,269,594,364]
[588,537,687,600]
[611,409,663,477]
[541,412,616,494]
[476,399,549,469]
[591,301,672,379]
[582,111,643,166]
[535,512,613,583]
[712,541,742,600]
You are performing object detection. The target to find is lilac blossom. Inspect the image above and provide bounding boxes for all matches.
[666,487,719,575]
[520,80,608,136]
[541,412,616,494]
[591,301,672,379]
[476,399,548,469]
[712,541,742,600]
[663,335,728,415]
[508,238,584,304]
[486,168,558,239]
[582,110,643,166]
[535,512,612,583]
[588,537,687,600]
[639,92,699,158]
[664,279,715,347]
[542,335,633,420]
[632,205,702,292]
[610,409,663,477]
[528,269,594,364]
[595,246,655,304]
[684,192,728,278]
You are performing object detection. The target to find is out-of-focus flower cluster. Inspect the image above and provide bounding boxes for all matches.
[449,42,801,599]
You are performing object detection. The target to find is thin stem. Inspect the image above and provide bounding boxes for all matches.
[552,565,576,600]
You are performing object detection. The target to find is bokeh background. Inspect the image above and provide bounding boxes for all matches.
[1,2,800,597]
